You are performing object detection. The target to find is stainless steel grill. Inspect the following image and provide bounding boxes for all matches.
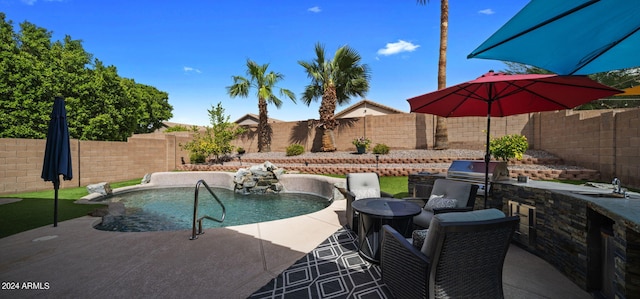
[446,160,510,195]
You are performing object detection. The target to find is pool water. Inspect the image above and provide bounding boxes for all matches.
[94,187,331,232]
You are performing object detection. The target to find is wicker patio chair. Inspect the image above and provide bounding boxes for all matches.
[345,173,394,233]
[411,179,479,230]
[380,209,519,299]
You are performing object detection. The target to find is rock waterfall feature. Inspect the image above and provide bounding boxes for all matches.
[233,161,285,194]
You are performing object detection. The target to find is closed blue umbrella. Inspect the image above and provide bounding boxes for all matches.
[468,0,640,75]
[41,97,73,227]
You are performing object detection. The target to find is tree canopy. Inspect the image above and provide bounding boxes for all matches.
[0,13,173,141]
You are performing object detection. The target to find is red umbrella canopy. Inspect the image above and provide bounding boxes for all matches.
[408,71,622,117]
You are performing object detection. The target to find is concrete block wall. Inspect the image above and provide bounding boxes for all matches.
[0,133,185,195]
[231,113,535,153]
[1,108,639,194]
[537,109,640,188]
[615,110,640,188]
[0,138,78,194]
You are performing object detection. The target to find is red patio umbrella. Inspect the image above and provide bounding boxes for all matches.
[408,71,621,205]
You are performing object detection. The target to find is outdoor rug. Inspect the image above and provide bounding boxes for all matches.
[249,227,393,299]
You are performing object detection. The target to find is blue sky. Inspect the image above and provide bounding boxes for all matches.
[2,0,528,126]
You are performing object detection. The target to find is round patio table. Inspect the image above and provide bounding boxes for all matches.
[351,198,421,263]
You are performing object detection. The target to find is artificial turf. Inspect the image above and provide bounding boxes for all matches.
[0,179,140,238]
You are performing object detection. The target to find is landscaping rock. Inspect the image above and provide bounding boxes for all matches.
[86,182,112,195]
[141,173,152,184]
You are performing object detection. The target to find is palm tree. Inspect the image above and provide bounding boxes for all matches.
[298,43,370,151]
[418,0,449,149]
[227,59,296,152]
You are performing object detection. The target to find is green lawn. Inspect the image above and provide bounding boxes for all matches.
[0,179,141,239]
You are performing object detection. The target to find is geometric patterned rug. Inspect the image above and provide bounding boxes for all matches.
[248,227,393,299]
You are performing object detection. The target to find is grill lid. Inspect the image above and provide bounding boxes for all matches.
[446,160,510,182]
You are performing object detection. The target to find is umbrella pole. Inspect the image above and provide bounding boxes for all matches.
[484,102,492,209]
[54,180,59,227]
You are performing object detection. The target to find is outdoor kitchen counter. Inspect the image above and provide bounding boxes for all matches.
[492,179,640,298]
[503,179,640,233]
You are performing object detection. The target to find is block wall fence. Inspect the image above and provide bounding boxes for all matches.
[1,108,638,195]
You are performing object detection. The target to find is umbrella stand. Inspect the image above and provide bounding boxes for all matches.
[53,179,59,227]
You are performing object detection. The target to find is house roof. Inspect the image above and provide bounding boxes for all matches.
[334,99,405,119]
[234,113,284,126]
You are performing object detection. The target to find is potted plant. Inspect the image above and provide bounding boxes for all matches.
[352,137,371,154]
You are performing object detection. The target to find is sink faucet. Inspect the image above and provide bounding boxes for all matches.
[612,177,624,195]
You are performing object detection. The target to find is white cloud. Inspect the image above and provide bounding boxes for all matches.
[377,40,420,56]
[307,6,321,13]
[183,66,201,74]
[479,9,495,15]
[21,0,37,5]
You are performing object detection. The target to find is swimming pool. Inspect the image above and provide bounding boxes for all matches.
[94,187,332,232]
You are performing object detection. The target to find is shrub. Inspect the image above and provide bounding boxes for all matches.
[286,144,304,156]
[180,102,246,163]
[190,152,206,164]
[372,143,390,155]
[237,147,246,154]
[164,125,190,133]
[490,134,529,161]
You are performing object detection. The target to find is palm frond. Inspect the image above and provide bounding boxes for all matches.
[226,76,250,98]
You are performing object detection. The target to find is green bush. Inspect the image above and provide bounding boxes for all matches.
[286,144,304,156]
[190,152,206,164]
[490,134,529,161]
[372,143,390,155]
[164,125,190,132]
[237,147,246,154]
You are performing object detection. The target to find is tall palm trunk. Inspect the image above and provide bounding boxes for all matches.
[434,0,449,150]
[258,98,271,152]
[319,85,338,151]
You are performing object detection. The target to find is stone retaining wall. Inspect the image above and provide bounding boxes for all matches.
[177,162,600,181]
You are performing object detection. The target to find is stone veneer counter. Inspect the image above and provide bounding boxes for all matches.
[517,180,640,232]
[492,180,640,298]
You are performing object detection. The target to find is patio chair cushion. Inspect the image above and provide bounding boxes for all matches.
[424,195,458,212]
[412,229,429,249]
[430,179,475,207]
[351,188,380,200]
[420,208,506,256]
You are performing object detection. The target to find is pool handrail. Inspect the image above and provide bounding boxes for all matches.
[190,179,226,240]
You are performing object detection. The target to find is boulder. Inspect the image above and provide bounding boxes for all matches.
[141,173,152,184]
[87,182,112,195]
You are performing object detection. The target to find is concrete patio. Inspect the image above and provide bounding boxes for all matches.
[0,199,590,299]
